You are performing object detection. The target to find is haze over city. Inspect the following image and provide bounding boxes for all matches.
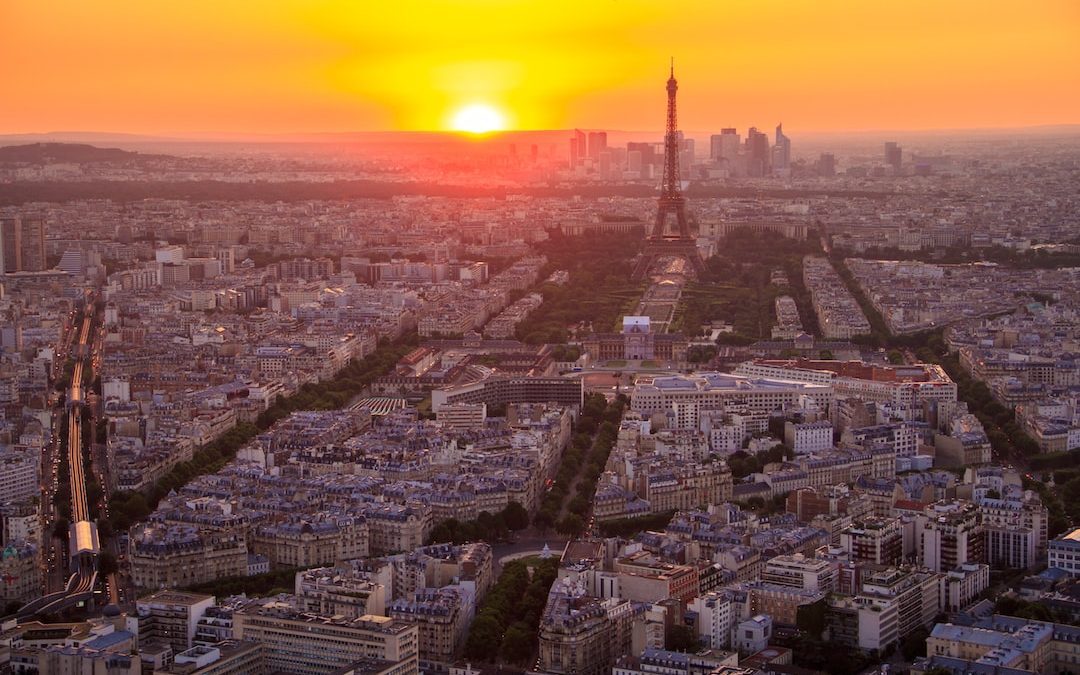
[2,3,1080,675]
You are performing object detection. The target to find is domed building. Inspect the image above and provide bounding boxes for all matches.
[581,315,689,363]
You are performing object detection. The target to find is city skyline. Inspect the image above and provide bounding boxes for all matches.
[2,0,1079,136]
[4,3,1080,674]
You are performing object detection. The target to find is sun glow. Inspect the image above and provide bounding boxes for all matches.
[450,104,506,134]
[0,1,1077,134]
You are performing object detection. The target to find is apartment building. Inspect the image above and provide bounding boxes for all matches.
[129,525,248,592]
[0,451,40,504]
[388,587,470,664]
[859,567,943,644]
[919,499,984,573]
[364,505,430,555]
[1048,527,1080,575]
[743,582,825,626]
[233,599,419,675]
[760,553,837,593]
[945,562,990,612]
[840,517,904,566]
[689,591,738,650]
[295,563,391,618]
[153,640,265,675]
[250,517,369,569]
[978,491,1048,571]
[0,542,41,604]
[538,578,634,675]
[136,590,216,654]
[784,420,833,455]
[630,372,833,419]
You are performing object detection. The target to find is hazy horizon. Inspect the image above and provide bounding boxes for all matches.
[4,122,1080,144]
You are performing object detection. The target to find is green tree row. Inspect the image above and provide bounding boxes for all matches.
[830,257,892,346]
[914,338,1042,460]
[597,510,677,538]
[832,242,1080,271]
[686,345,717,364]
[426,502,530,546]
[255,337,418,429]
[727,444,794,480]
[534,394,626,536]
[563,395,626,536]
[514,230,643,344]
[184,566,301,598]
[670,229,822,339]
[463,557,559,665]
[994,594,1073,624]
[548,344,582,363]
[107,337,418,533]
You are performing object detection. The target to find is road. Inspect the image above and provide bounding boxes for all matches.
[15,298,101,619]
[491,537,567,575]
[67,313,92,523]
[60,310,98,597]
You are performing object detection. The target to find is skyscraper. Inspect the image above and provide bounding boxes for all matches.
[0,215,47,273]
[710,128,741,175]
[679,135,694,177]
[598,151,612,179]
[818,153,836,176]
[627,142,658,174]
[587,131,607,160]
[746,127,770,178]
[772,123,791,175]
[569,129,586,168]
[709,135,722,160]
[884,142,902,172]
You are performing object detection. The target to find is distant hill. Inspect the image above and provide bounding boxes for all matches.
[0,142,166,164]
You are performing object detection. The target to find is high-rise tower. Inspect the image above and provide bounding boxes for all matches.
[772,123,791,174]
[634,62,706,280]
[0,215,47,273]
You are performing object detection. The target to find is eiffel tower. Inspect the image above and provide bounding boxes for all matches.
[632,62,707,280]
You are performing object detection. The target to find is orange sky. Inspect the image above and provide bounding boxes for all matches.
[2,0,1078,135]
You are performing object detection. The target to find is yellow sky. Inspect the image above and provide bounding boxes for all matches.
[2,0,1078,135]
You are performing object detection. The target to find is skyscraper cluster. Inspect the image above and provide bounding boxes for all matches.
[568,124,788,181]
[709,124,790,178]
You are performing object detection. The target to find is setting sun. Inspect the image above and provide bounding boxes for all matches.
[450,104,506,134]
[0,1,1077,133]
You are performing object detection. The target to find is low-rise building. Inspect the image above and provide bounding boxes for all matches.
[153,640,264,675]
[295,562,391,618]
[250,517,368,569]
[945,562,990,612]
[761,553,837,593]
[129,525,248,592]
[1048,527,1080,575]
[784,420,833,455]
[137,590,217,654]
[232,598,419,675]
[388,586,471,664]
